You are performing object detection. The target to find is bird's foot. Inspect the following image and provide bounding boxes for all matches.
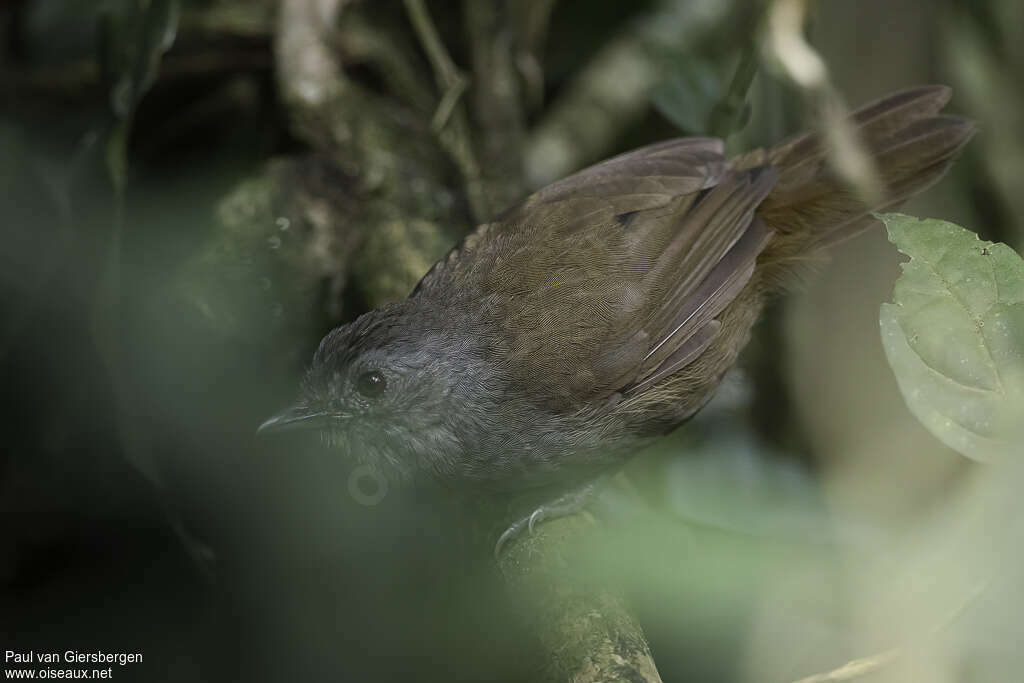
[493,481,602,559]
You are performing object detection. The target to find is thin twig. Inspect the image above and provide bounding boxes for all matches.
[765,0,883,205]
[402,0,487,221]
[512,0,559,111]
[332,12,435,114]
[403,0,466,96]
[464,0,528,211]
[432,75,468,132]
[276,0,348,112]
[790,581,988,683]
[790,648,902,683]
[707,38,761,139]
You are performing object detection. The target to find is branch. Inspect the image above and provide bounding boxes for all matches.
[790,648,902,683]
[511,0,559,112]
[275,0,440,166]
[496,506,663,682]
[463,0,528,212]
[765,0,883,205]
[274,0,351,145]
[789,581,987,683]
[332,10,435,114]
[403,0,488,221]
[189,0,471,335]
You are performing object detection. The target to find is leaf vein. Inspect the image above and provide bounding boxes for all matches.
[899,318,1000,396]
[915,255,1006,395]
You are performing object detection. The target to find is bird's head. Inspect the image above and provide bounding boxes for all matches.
[259,301,475,481]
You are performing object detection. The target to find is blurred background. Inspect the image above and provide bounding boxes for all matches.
[2,0,1023,681]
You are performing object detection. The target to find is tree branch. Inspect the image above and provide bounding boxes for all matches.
[765,0,883,205]
[789,580,987,683]
[403,0,488,221]
[463,0,528,212]
[332,9,435,114]
[511,0,559,112]
[275,0,352,147]
[791,648,902,683]
[497,508,663,682]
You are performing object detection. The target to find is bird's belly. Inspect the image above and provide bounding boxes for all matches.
[457,418,650,492]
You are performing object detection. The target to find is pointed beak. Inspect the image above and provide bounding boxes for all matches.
[257,404,333,434]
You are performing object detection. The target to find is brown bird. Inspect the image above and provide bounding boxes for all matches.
[260,86,975,553]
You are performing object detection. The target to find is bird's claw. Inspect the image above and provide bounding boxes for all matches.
[491,503,569,559]
[494,516,529,559]
[494,510,545,560]
[493,480,603,560]
[528,508,545,534]
[493,507,550,559]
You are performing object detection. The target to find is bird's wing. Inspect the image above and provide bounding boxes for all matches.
[411,138,726,297]
[413,138,776,410]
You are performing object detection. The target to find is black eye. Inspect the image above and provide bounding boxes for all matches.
[355,370,387,398]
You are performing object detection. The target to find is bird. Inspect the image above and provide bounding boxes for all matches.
[259,85,975,555]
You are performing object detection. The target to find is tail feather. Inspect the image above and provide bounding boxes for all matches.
[813,156,960,250]
[767,85,954,191]
[752,85,977,281]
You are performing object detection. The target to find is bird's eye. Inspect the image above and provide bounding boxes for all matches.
[355,370,387,399]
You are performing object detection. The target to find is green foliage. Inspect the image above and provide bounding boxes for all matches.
[651,45,757,139]
[651,59,721,134]
[879,213,1024,461]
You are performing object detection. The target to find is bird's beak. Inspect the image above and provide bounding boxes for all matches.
[257,404,333,434]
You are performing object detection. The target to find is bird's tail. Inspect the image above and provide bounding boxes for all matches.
[746,85,976,285]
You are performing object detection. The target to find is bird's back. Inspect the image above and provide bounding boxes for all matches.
[412,86,975,445]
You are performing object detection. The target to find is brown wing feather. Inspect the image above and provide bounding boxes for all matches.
[742,86,975,267]
[412,138,728,298]
[412,140,778,412]
[525,138,726,210]
[405,85,973,426]
[636,169,776,355]
[626,212,774,392]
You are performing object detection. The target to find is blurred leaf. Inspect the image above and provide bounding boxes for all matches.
[706,44,759,139]
[668,436,831,539]
[879,213,1024,461]
[652,45,760,139]
[652,59,721,134]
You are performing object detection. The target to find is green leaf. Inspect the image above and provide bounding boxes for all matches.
[652,43,759,139]
[706,44,759,139]
[651,59,721,135]
[879,213,1024,461]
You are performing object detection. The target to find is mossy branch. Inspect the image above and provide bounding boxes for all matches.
[497,513,664,683]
